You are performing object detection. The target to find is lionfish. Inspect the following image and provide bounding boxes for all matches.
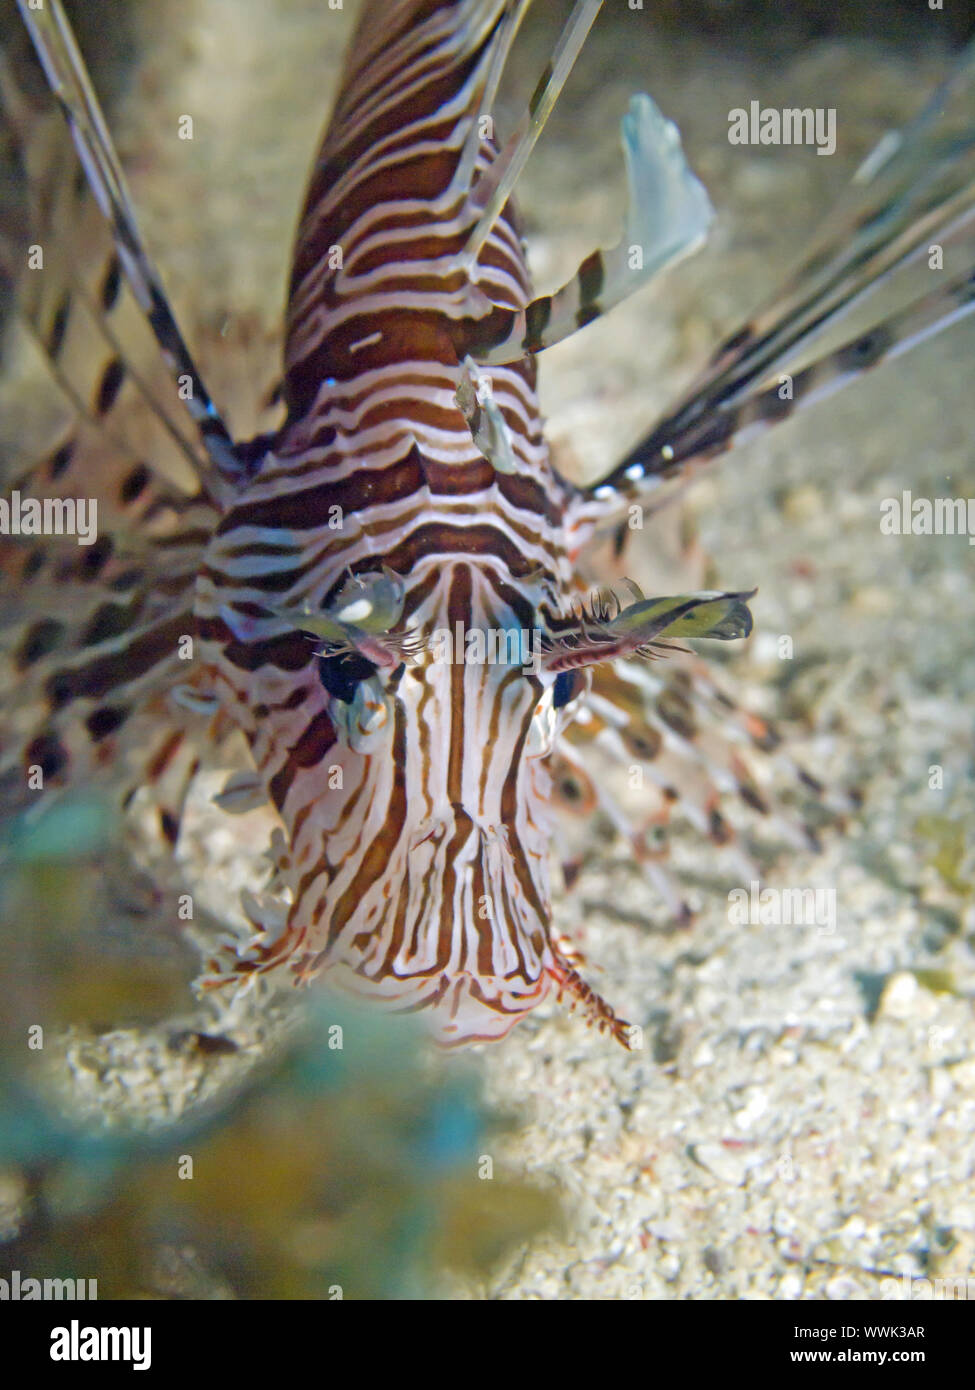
[1,1,973,1047]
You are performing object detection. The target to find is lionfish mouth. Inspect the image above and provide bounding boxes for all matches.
[201,809,630,1047]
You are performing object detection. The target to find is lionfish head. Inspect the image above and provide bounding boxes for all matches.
[317,628,592,1046]
[211,572,599,1047]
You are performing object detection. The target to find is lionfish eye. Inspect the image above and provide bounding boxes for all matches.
[317,650,377,704]
[552,669,586,709]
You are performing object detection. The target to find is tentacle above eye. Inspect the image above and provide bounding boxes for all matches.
[539,584,756,674]
[222,566,424,671]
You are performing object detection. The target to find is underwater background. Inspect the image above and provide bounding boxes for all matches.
[1,0,973,1299]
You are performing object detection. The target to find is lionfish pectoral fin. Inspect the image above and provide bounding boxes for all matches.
[552,652,832,935]
[0,43,220,507]
[0,203,221,844]
[541,589,755,673]
[15,0,245,501]
[575,37,975,527]
[579,256,975,523]
[760,33,975,361]
[1,18,224,835]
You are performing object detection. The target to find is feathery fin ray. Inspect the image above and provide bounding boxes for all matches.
[15,0,244,501]
[578,36,975,522]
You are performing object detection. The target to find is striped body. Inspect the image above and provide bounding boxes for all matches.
[196,0,591,1043]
